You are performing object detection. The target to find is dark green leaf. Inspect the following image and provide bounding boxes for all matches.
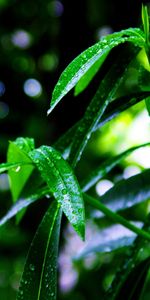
[112,258,150,300]
[81,143,150,192]
[0,187,49,227]
[69,46,139,168]
[48,28,145,114]
[29,146,85,240]
[17,201,62,300]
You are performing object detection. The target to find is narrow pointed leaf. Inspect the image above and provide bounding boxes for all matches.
[29,146,85,240]
[99,168,150,214]
[69,46,139,168]
[114,258,150,300]
[0,187,49,227]
[105,214,150,300]
[74,51,109,96]
[142,4,149,44]
[48,28,145,114]
[17,201,62,300]
[81,143,150,192]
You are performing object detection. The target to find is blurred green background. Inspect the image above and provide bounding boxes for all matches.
[1,0,150,299]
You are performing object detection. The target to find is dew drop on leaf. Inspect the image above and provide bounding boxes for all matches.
[15,166,21,172]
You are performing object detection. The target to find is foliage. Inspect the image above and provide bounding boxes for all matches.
[1,4,150,300]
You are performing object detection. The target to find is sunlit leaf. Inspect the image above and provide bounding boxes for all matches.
[7,137,35,222]
[74,51,109,96]
[48,28,145,114]
[7,137,35,202]
[29,146,85,240]
[17,201,62,300]
[81,143,150,192]
[0,161,32,174]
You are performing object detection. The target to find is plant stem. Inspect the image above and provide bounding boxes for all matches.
[84,193,150,241]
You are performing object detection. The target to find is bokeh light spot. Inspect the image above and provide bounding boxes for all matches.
[96,179,114,196]
[11,30,32,49]
[38,53,58,71]
[23,79,42,97]
[0,81,5,96]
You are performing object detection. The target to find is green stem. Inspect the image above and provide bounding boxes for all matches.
[84,193,150,241]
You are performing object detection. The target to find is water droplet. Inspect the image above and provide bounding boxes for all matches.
[29,264,35,271]
[15,166,21,172]
[46,194,51,199]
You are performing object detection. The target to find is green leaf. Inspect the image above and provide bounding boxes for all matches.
[81,142,150,192]
[99,168,150,214]
[17,201,62,300]
[74,51,109,96]
[29,145,85,240]
[113,258,150,300]
[0,187,49,227]
[84,193,150,241]
[7,137,35,223]
[0,161,32,174]
[54,91,150,158]
[145,96,150,115]
[105,214,150,300]
[7,137,35,202]
[48,28,145,114]
[142,4,149,45]
[68,46,139,168]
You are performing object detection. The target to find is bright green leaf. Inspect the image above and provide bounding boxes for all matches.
[17,201,62,300]
[74,51,109,96]
[7,137,35,202]
[0,161,32,174]
[48,28,145,114]
[7,137,35,222]
[29,146,85,240]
